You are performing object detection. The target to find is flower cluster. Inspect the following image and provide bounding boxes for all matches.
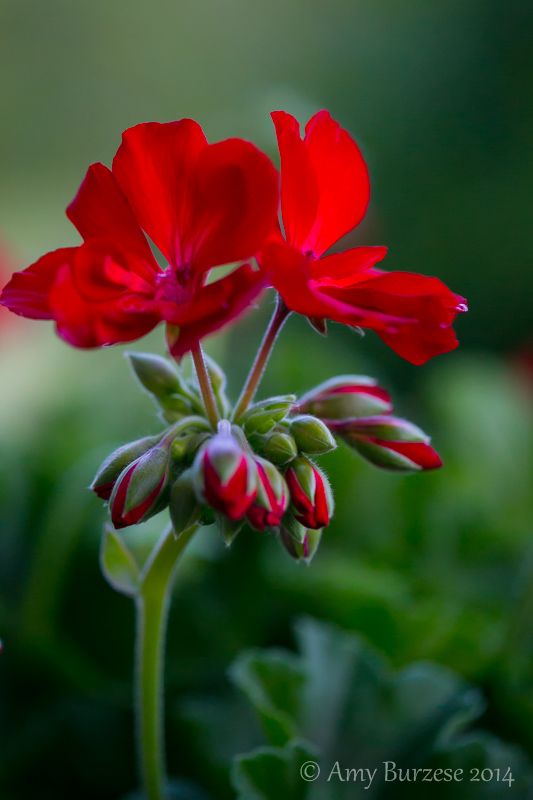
[91,353,440,562]
[1,109,467,557]
[0,110,466,363]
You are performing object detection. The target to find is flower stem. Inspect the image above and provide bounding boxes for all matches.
[191,346,219,429]
[135,523,199,800]
[233,294,291,421]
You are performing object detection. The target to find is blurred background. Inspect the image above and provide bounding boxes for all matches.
[0,0,532,798]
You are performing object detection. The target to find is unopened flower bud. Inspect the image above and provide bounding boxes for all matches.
[193,427,257,520]
[280,515,323,563]
[247,457,289,531]
[297,376,392,420]
[127,352,186,397]
[110,445,170,529]
[290,415,337,455]
[169,470,200,533]
[91,434,160,500]
[262,430,298,465]
[285,457,334,529]
[334,415,442,472]
[241,395,296,435]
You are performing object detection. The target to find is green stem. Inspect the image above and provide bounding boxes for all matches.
[191,346,219,429]
[232,295,291,421]
[135,523,199,800]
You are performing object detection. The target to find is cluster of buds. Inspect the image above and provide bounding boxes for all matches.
[296,376,442,471]
[91,354,441,564]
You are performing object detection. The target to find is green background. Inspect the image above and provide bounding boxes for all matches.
[0,1,532,798]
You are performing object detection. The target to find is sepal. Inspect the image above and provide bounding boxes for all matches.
[169,470,201,533]
[216,513,246,546]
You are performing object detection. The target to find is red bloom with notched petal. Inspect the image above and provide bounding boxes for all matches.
[1,120,278,355]
[259,110,467,365]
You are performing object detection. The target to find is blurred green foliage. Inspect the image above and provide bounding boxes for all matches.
[1,0,532,797]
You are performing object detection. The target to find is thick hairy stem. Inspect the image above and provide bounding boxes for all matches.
[233,295,291,420]
[135,523,199,800]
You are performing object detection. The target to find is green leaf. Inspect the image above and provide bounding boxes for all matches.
[232,740,317,800]
[99,524,141,597]
[229,649,306,746]
[230,618,530,798]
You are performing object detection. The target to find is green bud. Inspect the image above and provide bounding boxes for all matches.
[160,394,197,423]
[169,418,212,464]
[290,415,337,454]
[240,395,296,434]
[91,434,161,500]
[127,352,185,397]
[262,430,298,465]
[169,470,200,533]
[279,516,323,564]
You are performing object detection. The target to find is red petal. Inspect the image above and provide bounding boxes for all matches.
[112,120,208,268]
[313,245,388,286]
[379,440,443,470]
[304,110,370,256]
[166,265,266,357]
[271,111,320,253]
[260,242,401,326]
[346,271,467,365]
[258,242,330,317]
[67,163,157,278]
[189,138,279,270]
[0,248,77,320]
[204,454,256,520]
[272,110,370,257]
[48,247,159,349]
[311,470,330,528]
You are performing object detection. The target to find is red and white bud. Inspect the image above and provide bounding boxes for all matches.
[247,457,289,531]
[332,415,442,472]
[297,375,392,421]
[285,456,334,530]
[110,445,170,529]
[193,427,257,521]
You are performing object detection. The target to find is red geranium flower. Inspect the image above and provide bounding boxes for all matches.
[0,120,278,356]
[259,110,467,365]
